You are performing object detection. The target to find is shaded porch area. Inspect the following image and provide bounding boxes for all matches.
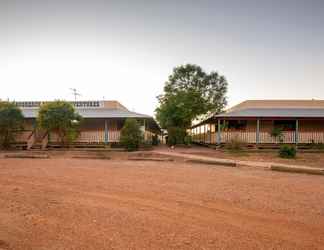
[14,117,161,149]
[191,117,324,145]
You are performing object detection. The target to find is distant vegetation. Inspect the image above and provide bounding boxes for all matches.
[156,64,228,145]
[37,101,82,145]
[0,102,24,148]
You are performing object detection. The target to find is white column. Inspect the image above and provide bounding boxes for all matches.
[256,119,260,144]
[104,120,109,144]
[217,119,221,145]
[295,119,299,146]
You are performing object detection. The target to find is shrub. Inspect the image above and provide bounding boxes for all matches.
[184,135,192,145]
[120,118,143,151]
[270,127,284,143]
[167,127,186,146]
[279,145,297,158]
[0,102,24,149]
[65,127,80,145]
[225,137,243,152]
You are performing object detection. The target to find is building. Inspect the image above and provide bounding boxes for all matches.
[191,100,324,146]
[13,100,161,149]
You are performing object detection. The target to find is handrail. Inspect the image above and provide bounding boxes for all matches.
[41,132,49,150]
[192,131,324,144]
[27,131,36,150]
[27,130,35,140]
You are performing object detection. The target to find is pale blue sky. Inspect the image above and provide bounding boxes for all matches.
[1,0,323,115]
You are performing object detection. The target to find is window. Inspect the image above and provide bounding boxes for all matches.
[273,120,296,131]
[227,120,247,130]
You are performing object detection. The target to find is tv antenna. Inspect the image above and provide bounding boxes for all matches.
[70,88,81,101]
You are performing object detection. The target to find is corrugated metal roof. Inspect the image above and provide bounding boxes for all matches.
[215,108,324,118]
[227,100,324,113]
[22,108,152,119]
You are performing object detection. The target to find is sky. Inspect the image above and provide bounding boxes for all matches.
[1,0,324,116]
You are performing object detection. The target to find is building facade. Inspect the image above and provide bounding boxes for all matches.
[191,100,324,146]
[13,100,161,149]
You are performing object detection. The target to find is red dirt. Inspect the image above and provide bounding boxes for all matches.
[0,156,324,249]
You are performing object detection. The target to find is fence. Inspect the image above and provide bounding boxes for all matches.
[49,130,120,144]
[192,131,324,144]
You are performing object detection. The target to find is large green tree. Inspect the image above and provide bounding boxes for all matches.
[156,90,206,129]
[164,64,228,116]
[156,64,228,144]
[0,102,24,148]
[37,101,82,145]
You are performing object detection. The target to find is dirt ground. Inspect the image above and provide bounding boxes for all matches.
[0,153,324,249]
[155,145,324,168]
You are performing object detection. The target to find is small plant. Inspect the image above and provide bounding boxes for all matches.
[279,145,297,158]
[120,118,143,151]
[271,127,284,143]
[225,137,243,152]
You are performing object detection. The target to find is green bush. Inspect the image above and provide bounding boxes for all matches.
[120,118,143,151]
[167,127,186,146]
[0,102,24,149]
[225,138,243,152]
[184,135,192,145]
[279,145,297,158]
[270,127,284,143]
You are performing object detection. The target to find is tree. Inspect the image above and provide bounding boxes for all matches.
[156,90,206,129]
[0,102,24,148]
[156,64,228,144]
[120,118,143,151]
[37,101,82,145]
[156,90,206,145]
[164,64,228,116]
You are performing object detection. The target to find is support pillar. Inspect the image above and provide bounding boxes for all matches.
[143,119,146,141]
[256,119,260,145]
[295,119,299,147]
[208,123,210,143]
[217,119,221,145]
[104,120,109,144]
